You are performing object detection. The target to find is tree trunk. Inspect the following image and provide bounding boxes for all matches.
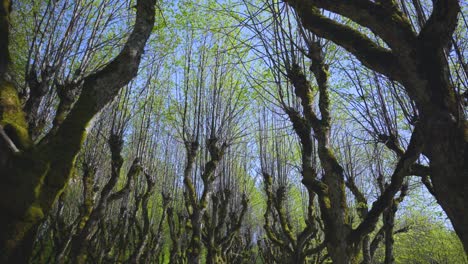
[187,211,202,264]
[206,247,226,264]
[414,46,468,253]
[425,116,468,252]
[383,205,396,264]
[316,134,359,264]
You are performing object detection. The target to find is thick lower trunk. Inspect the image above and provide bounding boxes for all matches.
[317,186,358,264]
[411,43,468,252]
[0,152,52,263]
[187,212,202,264]
[383,206,396,264]
[325,240,358,264]
[424,115,468,252]
[318,148,358,264]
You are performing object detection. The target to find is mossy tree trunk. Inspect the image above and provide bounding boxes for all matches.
[69,134,141,264]
[203,190,248,264]
[261,170,324,263]
[167,207,188,264]
[0,0,157,262]
[128,173,166,264]
[285,55,359,263]
[282,38,422,263]
[184,139,227,264]
[285,0,467,253]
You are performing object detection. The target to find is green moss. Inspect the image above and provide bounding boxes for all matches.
[357,202,368,210]
[323,196,331,209]
[78,216,89,230]
[26,205,44,222]
[264,173,273,185]
[0,80,31,148]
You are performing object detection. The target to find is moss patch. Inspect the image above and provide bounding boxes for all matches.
[0,80,30,149]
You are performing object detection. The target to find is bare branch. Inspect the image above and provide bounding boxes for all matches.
[284,1,403,82]
[351,125,424,243]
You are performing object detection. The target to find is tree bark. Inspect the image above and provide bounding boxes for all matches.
[206,248,226,264]
[286,60,359,263]
[187,211,203,264]
[383,206,396,264]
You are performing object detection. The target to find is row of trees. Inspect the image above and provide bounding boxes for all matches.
[0,0,466,263]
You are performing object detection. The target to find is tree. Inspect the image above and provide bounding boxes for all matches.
[1,0,466,262]
[284,0,468,252]
[175,30,248,264]
[258,116,326,264]
[378,212,467,263]
[68,105,141,264]
[0,0,157,262]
